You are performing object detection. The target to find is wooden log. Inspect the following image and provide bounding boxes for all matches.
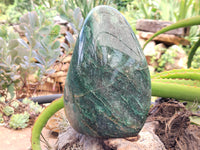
[62,55,72,63]
[61,63,70,71]
[138,31,190,46]
[37,82,60,92]
[136,19,189,36]
[50,71,67,78]
[55,76,67,83]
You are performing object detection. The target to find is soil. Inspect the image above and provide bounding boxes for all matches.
[147,99,200,150]
[0,125,57,150]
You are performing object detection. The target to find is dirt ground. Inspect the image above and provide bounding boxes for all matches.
[0,126,57,150]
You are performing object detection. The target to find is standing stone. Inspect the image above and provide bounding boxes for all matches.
[64,6,151,138]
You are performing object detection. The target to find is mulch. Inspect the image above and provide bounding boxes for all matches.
[147,99,200,150]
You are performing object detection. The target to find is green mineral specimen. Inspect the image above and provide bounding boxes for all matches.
[64,6,151,138]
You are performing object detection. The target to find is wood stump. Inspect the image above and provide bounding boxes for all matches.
[56,121,166,150]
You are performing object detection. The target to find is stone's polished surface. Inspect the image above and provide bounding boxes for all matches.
[64,6,151,138]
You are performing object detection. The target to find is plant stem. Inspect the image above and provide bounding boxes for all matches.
[31,97,64,150]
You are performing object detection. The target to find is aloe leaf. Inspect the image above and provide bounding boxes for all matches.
[152,78,200,87]
[152,69,200,81]
[187,38,200,68]
[151,80,200,102]
[143,16,200,48]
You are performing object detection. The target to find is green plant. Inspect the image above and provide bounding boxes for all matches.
[0,113,4,124]
[0,11,64,100]
[22,97,33,104]
[10,100,19,108]
[9,111,30,129]
[30,102,43,114]
[3,106,14,116]
[58,0,114,19]
[0,97,6,103]
[157,0,198,22]
[35,0,63,8]
[114,0,132,11]
[191,47,200,68]
[5,0,33,24]
[151,69,200,101]
[151,46,179,72]
[22,98,43,114]
[0,3,7,15]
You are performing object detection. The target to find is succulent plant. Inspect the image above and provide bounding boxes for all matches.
[3,106,14,116]
[29,102,43,114]
[22,98,33,105]
[10,100,19,109]
[0,113,4,124]
[22,98,43,114]
[9,111,30,129]
[0,97,5,103]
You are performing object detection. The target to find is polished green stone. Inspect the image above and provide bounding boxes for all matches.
[64,6,151,138]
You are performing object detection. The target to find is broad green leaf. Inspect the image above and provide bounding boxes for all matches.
[34,63,45,73]
[61,42,69,52]
[8,39,19,50]
[18,39,29,49]
[51,41,60,50]
[48,25,61,42]
[65,31,75,46]
[28,11,39,29]
[6,55,12,66]
[47,58,57,68]
[45,69,55,75]
[19,23,28,31]
[0,37,6,49]
[38,48,47,58]
[8,83,15,99]
[10,75,20,81]
[20,13,29,25]
[8,31,19,40]
[73,7,83,30]
[0,63,8,68]
[9,49,18,58]
[32,51,45,65]
[39,27,50,35]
